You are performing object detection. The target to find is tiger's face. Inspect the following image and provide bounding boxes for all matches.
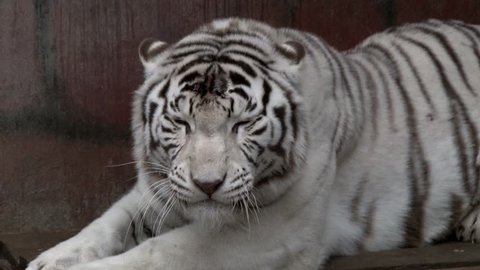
[132,19,307,224]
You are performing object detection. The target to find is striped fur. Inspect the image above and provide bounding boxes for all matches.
[28,18,480,270]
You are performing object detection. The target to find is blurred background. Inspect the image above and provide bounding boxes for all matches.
[1,0,480,237]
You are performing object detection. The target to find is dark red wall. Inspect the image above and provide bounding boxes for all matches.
[1,0,479,234]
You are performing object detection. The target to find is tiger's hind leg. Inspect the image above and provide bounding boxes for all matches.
[456,204,480,243]
[456,153,480,243]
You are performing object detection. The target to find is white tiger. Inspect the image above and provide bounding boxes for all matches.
[28,18,480,270]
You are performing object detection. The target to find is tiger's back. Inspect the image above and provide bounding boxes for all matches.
[317,20,480,254]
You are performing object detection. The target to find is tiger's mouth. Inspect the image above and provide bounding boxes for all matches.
[184,198,239,226]
[190,198,224,206]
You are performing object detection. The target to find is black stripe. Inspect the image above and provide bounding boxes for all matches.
[347,62,365,124]
[352,60,378,139]
[415,25,476,96]
[158,80,170,99]
[304,33,348,150]
[161,142,179,153]
[170,146,184,162]
[223,39,267,56]
[143,222,154,238]
[175,41,221,51]
[148,102,158,125]
[130,220,139,245]
[246,117,263,131]
[367,43,430,247]
[160,125,173,134]
[173,167,187,183]
[246,138,265,152]
[304,34,337,94]
[329,51,355,154]
[393,43,437,115]
[176,58,212,75]
[228,97,234,114]
[229,71,251,87]
[448,193,464,232]
[171,179,190,192]
[400,35,478,200]
[262,69,298,142]
[150,139,159,149]
[224,49,270,68]
[179,71,201,86]
[230,88,249,101]
[232,120,250,133]
[360,53,397,132]
[172,119,191,134]
[269,106,286,156]
[217,55,257,77]
[350,175,369,223]
[240,147,257,166]
[170,49,211,60]
[161,58,182,67]
[288,94,298,140]
[251,125,267,136]
[158,80,171,114]
[174,95,186,112]
[163,115,175,125]
[452,103,472,194]
[245,100,257,112]
[261,80,272,115]
[141,80,162,124]
[447,21,480,72]
[200,29,266,40]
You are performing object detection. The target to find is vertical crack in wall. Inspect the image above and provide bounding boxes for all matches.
[34,0,62,123]
[287,0,298,27]
[385,0,397,27]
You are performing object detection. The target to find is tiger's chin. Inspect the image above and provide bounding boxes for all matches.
[184,200,241,231]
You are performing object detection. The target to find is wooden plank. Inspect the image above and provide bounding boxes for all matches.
[441,268,480,270]
[326,242,480,270]
[201,0,295,28]
[396,0,480,25]
[294,0,393,50]
[0,0,43,115]
[0,134,134,234]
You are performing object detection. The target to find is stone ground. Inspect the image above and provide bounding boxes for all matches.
[1,232,480,270]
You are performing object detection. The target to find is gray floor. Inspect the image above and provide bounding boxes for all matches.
[2,232,480,270]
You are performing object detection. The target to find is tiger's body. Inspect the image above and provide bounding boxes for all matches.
[28,18,480,270]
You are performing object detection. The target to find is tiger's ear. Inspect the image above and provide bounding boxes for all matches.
[276,41,305,65]
[138,38,168,66]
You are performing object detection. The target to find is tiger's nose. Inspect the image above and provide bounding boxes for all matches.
[192,179,223,196]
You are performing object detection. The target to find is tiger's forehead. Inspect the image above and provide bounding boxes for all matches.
[161,22,275,79]
[142,62,262,121]
[176,64,228,96]
[170,64,259,117]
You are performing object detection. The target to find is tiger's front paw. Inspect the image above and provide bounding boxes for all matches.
[26,234,112,270]
[67,256,144,270]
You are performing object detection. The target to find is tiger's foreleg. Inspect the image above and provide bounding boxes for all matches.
[66,221,329,270]
[26,185,145,270]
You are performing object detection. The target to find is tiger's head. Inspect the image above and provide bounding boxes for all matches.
[132,18,308,225]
